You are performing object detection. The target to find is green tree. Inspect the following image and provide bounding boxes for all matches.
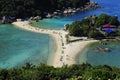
[95,14,110,27]
[68,21,83,36]
[109,16,119,26]
[116,30,120,36]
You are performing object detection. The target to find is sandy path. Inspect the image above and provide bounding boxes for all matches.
[12,21,98,67]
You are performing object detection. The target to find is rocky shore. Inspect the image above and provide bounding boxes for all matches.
[45,2,101,18]
[0,1,101,24]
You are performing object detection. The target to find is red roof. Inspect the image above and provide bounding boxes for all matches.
[104,24,110,27]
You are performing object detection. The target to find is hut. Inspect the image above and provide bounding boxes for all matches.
[101,24,117,33]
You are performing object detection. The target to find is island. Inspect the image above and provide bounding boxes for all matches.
[66,14,120,39]
[0,0,101,24]
[12,14,120,68]
[10,13,120,80]
[1,0,120,80]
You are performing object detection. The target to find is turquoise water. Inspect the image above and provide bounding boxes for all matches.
[31,0,120,67]
[1,0,120,68]
[31,17,71,30]
[32,0,120,30]
[0,25,55,68]
[78,41,120,67]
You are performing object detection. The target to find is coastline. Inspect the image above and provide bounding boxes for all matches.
[47,35,56,66]
[63,40,98,65]
[12,21,98,67]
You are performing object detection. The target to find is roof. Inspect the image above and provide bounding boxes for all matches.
[104,24,110,27]
[103,29,115,33]
[103,24,117,28]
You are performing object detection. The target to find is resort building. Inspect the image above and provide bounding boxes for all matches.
[96,24,119,38]
[101,24,117,33]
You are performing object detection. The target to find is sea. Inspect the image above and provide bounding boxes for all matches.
[0,0,120,68]
[0,25,55,68]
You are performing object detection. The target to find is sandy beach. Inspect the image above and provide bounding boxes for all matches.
[12,21,98,67]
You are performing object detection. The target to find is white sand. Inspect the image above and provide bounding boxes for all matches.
[12,21,98,67]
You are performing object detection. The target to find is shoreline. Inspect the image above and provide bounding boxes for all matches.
[12,21,98,67]
[46,35,56,65]
[64,40,98,65]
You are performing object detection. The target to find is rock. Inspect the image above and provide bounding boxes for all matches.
[72,10,77,13]
[1,16,14,24]
[16,19,22,22]
[0,20,2,24]
[104,48,111,52]
[36,16,42,20]
[29,17,34,20]
[95,47,111,53]
[76,8,80,11]
[64,24,69,30]
[29,16,42,21]
[53,12,58,15]
[63,10,68,14]
[46,13,53,18]
[1,16,6,23]
[68,9,72,13]
[56,10,60,12]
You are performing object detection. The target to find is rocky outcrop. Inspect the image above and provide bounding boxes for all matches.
[28,16,42,22]
[46,13,53,18]
[95,47,111,53]
[62,2,101,15]
[0,1,101,24]
[0,16,15,24]
[45,1,101,18]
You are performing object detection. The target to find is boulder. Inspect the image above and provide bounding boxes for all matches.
[1,16,13,24]
[46,13,53,18]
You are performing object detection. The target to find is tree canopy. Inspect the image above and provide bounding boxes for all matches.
[0,63,120,80]
[0,0,90,18]
[67,14,120,38]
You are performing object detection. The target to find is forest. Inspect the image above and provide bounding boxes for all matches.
[0,63,120,80]
[67,14,120,38]
[0,0,90,18]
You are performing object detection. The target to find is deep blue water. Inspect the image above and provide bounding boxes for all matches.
[32,0,120,67]
[32,0,120,29]
[65,0,120,21]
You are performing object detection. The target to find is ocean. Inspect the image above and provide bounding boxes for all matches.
[0,24,55,68]
[0,0,120,68]
[32,0,120,67]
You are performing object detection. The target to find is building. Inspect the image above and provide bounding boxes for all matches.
[101,24,117,33]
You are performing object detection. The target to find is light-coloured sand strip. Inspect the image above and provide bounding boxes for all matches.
[63,40,98,65]
[12,21,98,67]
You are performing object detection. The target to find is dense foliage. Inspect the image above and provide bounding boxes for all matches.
[0,0,90,18]
[68,14,120,38]
[95,14,120,27]
[0,63,120,80]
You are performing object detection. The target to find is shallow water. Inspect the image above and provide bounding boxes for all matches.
[1,0,120,68]
[32,0,120,30]
[31,17,71,30]
[0,25,55,68]
[78,41,120,67]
